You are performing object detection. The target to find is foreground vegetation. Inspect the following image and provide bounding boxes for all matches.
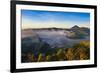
[21,41,90,62]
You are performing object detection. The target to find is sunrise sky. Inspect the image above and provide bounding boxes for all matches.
[21,10,90,29]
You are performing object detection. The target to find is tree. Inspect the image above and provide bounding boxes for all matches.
[65,48,74,60]
[46,55,51,61]
[73,41,90,60]
[56,49,66,61]
[38,53,45,62]
[27,53,35,62]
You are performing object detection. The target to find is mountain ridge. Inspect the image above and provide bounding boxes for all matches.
[22,25,89,30]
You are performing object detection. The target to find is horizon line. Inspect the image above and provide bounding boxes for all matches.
[22,26,90,30]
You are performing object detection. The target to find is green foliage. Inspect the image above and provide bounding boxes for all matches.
[56,49,66,61]
[46,55,51,61]
[27,53,35,62]
[73,41,90,60]
[22,41,90,62]
[65,48,74,60]
[38,53,44,62]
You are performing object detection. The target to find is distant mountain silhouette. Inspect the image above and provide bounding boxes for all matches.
[23,25,90,31]
[71,25,80,29]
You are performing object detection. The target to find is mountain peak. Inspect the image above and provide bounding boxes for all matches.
[71,25,80,29]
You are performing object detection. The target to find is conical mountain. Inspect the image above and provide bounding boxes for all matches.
[71,25,80,29]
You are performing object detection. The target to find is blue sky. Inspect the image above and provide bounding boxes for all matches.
[21,10,90,29]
